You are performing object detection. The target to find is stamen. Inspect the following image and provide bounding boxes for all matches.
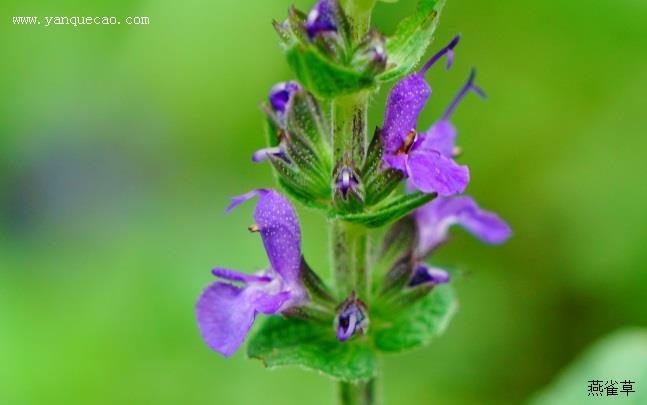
[397,130,417,154]
[452,146,463,158]
[419,34,461,75]
[443,68,486,120]
[248,224,260,233]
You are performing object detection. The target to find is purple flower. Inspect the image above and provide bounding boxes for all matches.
[268,81,302,115]
[381,35,486,196]
[334,166,361,201]
[407,195,511,288]
[306,0,338,39]
[252,82,302,163]
[196,189,307,356]
[335,292,369,342]
[408,264,450,287]
[415,195,512,256]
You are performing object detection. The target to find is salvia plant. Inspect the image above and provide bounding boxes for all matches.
[196,0,511,403]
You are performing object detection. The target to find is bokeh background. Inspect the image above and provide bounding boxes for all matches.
[1,0,646,403]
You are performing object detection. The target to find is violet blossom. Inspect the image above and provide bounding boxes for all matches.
[335,292,369,342]
[408,195,512,287]
[305,0,338,39]
[252,81,302,163]
[196,189,307,356]
[381,35,486,196]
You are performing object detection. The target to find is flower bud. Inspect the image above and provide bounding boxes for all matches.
[335,292,369,342]
[408,264,450,287]
[333,159,364,212]
[352,30,387,76]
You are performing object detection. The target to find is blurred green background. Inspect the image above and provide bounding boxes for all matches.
[1,0,646,403]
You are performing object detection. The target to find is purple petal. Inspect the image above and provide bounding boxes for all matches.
[253,191,302,285]
[383,153,408,173]
[268,81,302,114]
[225,189,303,284]
[417,119,456,157]
[335,297,369,342]
[252,147,282,163]
[408,264,450,287]
[406,149,469,196]
[212,268,272,284]
[196,281,289,357]
[306,0,337,39]
[382,74,431,154]
[415,195,512,255]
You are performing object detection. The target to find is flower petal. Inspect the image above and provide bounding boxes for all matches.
[254,190,302,284]
[415,195,512,255]
[382,74,431,154]
[225,189,303,284]
[306,0,338,38]
[408,264,450,287]
[406,149,469,196]
[196,281,289,357]
[417,119,456,157]
[268,81,302,114]
[212,268,272,284]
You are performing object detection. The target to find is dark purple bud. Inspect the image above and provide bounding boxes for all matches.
[442,68,486,120]
[335,166,359,199]
[407,264,450,288]
[335,293,369,342]
[306,0,338,39]
[268,81,302,114]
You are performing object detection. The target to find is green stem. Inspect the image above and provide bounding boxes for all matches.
[332,93,369,166]
[331,220,369,299]
[339,380,375,405]
[340,0,377,42]
[332,2,377,404]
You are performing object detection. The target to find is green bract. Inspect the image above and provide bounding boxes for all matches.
[378,0,446,83]
[373,285,457,352]
[333,192,436,227]
[248,317,377,381]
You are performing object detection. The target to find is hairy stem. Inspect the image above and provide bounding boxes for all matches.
[332,2,377,404]
[331,221,368,299]
[333,93,369,166]
[339,380,375,405]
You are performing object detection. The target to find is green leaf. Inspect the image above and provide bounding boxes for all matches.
[529,328,647,405]
[333,191,436,227]
[247,317,377,382]
[286,45,375,99]
[374,284,457,352]
[378,0,446,83]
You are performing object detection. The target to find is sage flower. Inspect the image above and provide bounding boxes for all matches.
[252,81,302,163]
[196,189,307,356]
[306,0,338,39]
[408,195,511,287]
[381,35,486,196]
